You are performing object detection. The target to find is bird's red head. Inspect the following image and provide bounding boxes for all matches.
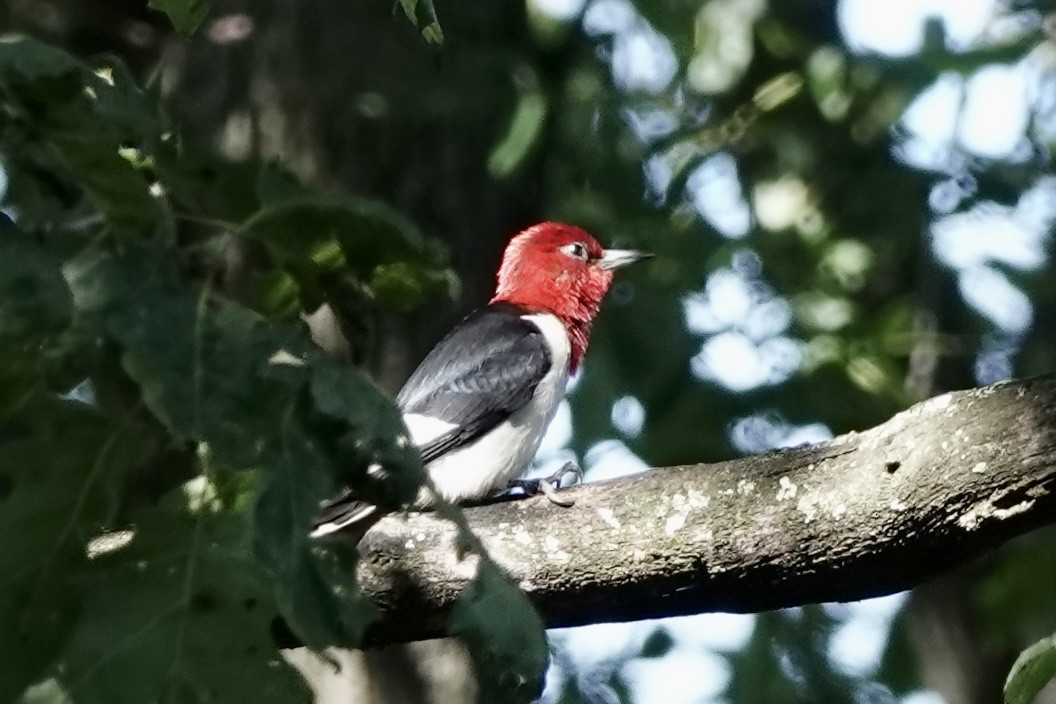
[490,222,650,371]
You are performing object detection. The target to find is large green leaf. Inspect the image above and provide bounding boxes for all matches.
[1006,636,1056,704]
[308,359,424,508]
[250,414,379,649]
[148,0,211,35]
[64,248,300,468]
[22,494,310,704]
[0,399,160,701]
[152,139,264,224]
[241,195,456,310]
[0,37,166,240]
[450,560,549,704]
[0,215,71,338]
[64,244,422,650]
[0,216,74,412]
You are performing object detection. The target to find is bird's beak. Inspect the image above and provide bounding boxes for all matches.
[597,248,653,270]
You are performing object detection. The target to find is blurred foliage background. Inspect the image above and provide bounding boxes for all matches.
[2,0,1056,702]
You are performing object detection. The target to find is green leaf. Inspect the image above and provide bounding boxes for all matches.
[65,243,416,650]
[64,248,301,468]
[396,0,444,44]
[148,0,211,35]
[241,196,423,272]
[0,216,72,338]
[250,417,378,649]
[0,399,160,701]
[367,259,459,310]
[85,56,159,140]
[0,36,166,240]
[308,359,424,508]
[241,195,455,310]
[251,358,428,648]
[450,560,549,704]
[153,139,264,223]
[1005,635,1056,704]
[28,494,309,704]
[256,160,314,206]
[152,146,314,226]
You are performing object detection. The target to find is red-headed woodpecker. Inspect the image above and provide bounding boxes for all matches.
[311,222,650,538]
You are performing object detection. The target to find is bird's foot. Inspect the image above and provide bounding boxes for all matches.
[507,462,583,507]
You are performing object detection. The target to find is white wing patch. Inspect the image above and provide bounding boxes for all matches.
[403,413,457,447]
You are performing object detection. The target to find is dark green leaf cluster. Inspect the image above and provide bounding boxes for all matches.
[144,0,443,42]
[0,32,541,704]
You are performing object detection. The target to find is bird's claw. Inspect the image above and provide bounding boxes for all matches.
[507,461,582,507]
[547,461,584,492]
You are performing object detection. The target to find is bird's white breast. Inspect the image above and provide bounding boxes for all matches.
[403,312,571,503]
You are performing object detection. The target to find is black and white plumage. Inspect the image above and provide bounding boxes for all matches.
[310,221,651,539]
[310,304,570,538]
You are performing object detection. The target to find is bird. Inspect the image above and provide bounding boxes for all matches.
[310,222,651,538]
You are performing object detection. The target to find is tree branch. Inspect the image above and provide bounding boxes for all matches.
[355,375,1056,646]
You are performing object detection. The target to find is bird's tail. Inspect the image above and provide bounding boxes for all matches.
[310,488,380,539]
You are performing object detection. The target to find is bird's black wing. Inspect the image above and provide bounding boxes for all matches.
[311,304,552,538]
[396,304,552,462]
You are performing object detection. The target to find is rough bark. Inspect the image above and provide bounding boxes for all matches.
[354,375,1056,646]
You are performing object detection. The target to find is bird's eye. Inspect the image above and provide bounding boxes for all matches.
[561,242,589,261]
